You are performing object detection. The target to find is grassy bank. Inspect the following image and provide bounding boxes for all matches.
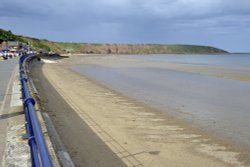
[1,28,228,54]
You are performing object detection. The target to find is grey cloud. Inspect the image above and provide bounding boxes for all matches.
[1,0,250,52]
[0,0,55,18]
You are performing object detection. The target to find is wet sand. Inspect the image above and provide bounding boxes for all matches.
[30,56,250,167]
[70,54,250,150]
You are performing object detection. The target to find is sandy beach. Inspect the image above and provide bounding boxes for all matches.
[30,55,250,167]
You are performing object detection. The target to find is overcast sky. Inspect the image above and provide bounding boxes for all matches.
[1,0,250,52]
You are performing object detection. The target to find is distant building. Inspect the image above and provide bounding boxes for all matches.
[0,41,8,51]
[0,41,21,50]
[0,41,31,54]
[7,41,20,47]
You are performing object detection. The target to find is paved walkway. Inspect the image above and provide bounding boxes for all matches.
[0,58,30,166]
[0,58,18,102]
[0,58,19,164]
[0,57,60,167]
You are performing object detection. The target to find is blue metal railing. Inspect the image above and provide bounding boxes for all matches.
[19,54,53,167]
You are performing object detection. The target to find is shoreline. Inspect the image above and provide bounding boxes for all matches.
[67,54,250,82]
[30,56,250,166]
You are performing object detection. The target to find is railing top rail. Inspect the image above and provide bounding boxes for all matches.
[20,54,53,167]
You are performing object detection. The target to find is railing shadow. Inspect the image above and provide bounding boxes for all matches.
[0,111,23,120]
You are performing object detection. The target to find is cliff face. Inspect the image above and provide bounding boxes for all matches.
[78,44,227,54]
[48,42,228,54]
[0,28,228,54]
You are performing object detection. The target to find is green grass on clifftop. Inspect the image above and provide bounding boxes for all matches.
[0,28,228,54]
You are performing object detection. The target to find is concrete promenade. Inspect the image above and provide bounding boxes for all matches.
[0,58,30,166]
